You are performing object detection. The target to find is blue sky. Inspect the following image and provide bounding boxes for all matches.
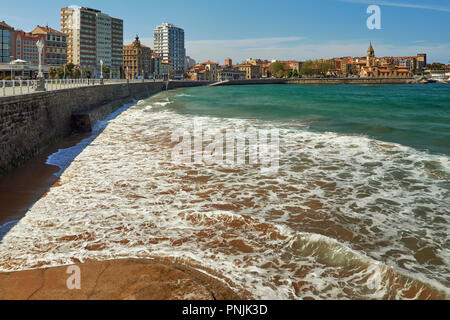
[2,0,449,63]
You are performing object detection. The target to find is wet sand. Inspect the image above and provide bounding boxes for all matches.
[0,258,240,300]
[0,133,90,226]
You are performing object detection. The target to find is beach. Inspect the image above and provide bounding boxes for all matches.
[0,84,449,299]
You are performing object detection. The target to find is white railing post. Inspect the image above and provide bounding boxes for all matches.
[20,80,23,95]
[12,80,15,95]
[2,80,5,96]
[27,80,30,94]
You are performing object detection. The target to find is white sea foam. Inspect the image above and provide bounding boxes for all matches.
[0,94,448,299]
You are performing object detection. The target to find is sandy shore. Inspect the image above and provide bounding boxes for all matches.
[0,258,241,300]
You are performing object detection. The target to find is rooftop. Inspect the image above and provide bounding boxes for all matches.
[0,21,13,29]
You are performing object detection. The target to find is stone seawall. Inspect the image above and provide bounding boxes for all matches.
[0,81,209,175]
[217,78,417,86]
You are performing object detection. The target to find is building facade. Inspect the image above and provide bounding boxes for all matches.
[123,36,153,79]
[224,58,232,67]
[217,68,246,81]
[237,63,262,79]
[0,21,14,63]
[154,23,186,73]
[61,6,123,76]
[31,26,67,67]
[417,53,427,71]
[185,55,196,70]
[360,43,411,78]
[13,30,46,65]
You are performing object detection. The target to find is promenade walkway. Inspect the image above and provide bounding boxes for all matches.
[0,78,166,98]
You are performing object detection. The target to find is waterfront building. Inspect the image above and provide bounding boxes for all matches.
[360,43,411,78]
[236,63,262,79]
[0,21,14,63]
[13,30,46,65]
[152,52,162,77]
[123,35,152,79]
[185,56,196,70]
[161,60,170,76]
[224,58,232,67]
[217,67,246,81]
[154,23,186,74]
[61,6,123,76]
[201,61,219,81]
[31,26,67,67]
[417,53,427,71]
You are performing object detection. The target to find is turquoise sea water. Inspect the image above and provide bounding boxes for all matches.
[172,84,450,156]
[2,84,448,299]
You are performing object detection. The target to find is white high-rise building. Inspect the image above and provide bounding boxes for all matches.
[96,12,112,69]
[154,23,186,73]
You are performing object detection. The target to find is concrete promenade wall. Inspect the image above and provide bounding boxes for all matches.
[0,80,210,175]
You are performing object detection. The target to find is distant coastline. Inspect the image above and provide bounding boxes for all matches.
[210,77,426,86]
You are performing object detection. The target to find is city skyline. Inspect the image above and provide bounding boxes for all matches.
[1,0,449,64]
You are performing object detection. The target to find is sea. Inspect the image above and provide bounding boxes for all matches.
[0,84,449,299]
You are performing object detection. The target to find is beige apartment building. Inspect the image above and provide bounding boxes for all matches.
[61,6,123,77]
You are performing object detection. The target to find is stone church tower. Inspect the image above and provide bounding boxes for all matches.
[366,42,376,67]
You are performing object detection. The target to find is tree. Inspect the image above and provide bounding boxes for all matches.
[102,66,111,78]
[82,68,91,78]
[292,69,299,78]
[276,70,285,78]
[300,60,333,77]
[55,66,65,79]
[49,67,56,79]
[269,62,284,78]
[72,68,81,78]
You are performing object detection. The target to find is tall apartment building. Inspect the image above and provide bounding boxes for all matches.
[417,53,427,71]
[61,6,123,75]
[31,26,67,67]
[0,21,14,63]
[154,23,186,73]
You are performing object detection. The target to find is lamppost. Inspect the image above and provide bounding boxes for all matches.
[100,59,104,85]
[126,66,129,83]
[9,56,14,80]
[35,39,45,91]
[142,69,144,82]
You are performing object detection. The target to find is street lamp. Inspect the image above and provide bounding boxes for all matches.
[9,56,14,80]
[35,39,46,91]
[100,59,104,85]
[36,39,44,78]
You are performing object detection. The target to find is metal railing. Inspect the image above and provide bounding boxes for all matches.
[0,78,169,97]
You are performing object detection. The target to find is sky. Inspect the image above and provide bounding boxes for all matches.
[2,0,449,63]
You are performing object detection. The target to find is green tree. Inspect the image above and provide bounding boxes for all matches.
[269,62,284,78]
[49,67,56,79]
[102,66,111,78]
[82,68,91,78]
[292,69,299,78]
[55,66,65,79]
[276,70,285,78]
[72,68,81,78]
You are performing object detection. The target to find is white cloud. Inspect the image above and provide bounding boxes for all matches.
[339,0,450,12]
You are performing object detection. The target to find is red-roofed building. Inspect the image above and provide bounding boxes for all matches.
[31,25,67,67]
[13,30,46,65]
